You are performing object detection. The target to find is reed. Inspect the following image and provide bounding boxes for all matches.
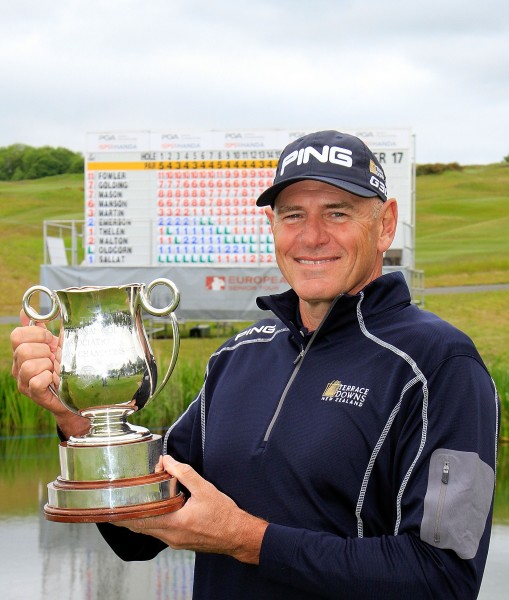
[491,363,509,443]
[0,370,55,433]
[131,357,205,429]
[0,358,206,435]
[1,361,508,440]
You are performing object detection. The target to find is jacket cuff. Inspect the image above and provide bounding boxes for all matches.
[259,523,300,585]
[56,425,67,442]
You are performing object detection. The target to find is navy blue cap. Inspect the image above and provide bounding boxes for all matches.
[256,130,387,207]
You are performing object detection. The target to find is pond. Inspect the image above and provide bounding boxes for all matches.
[1,435,508,599]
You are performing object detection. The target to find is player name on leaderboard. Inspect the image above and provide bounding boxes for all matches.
[85,129,414,267]
[85,130,306,266]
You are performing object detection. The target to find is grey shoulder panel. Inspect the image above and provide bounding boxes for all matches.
[420,448,494,560]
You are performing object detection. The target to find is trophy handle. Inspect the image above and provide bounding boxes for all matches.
[22,285,61,399]
[22,285,61,322]
[139,278,181,402]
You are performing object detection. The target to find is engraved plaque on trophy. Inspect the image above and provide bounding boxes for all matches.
[22,278,185,522]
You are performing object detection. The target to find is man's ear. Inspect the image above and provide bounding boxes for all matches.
[377,198,398,253]
[265,207,275,231]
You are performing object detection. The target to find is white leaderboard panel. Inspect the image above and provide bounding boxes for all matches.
[85,129,414,267]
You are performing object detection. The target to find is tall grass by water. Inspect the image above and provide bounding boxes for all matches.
[0,344,209,435]
[0,370,55,432]
[1,351,508,441]
[492,364,509,443]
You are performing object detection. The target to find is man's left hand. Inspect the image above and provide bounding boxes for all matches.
[115,455,268,565]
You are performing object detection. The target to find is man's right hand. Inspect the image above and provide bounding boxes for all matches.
[10,311,89,438]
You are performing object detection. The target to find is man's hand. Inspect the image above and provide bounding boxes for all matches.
[10,311,89,438]
[116,455,269,565]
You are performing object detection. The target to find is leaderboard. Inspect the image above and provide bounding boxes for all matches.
[85,130,301,266]
[85,129,414,267]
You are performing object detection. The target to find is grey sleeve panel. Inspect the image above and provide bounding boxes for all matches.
[420,448,495,560]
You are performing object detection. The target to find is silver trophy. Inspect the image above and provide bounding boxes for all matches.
[22,278,185,522]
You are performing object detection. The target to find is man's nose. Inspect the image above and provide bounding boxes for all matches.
[300,216,330,246]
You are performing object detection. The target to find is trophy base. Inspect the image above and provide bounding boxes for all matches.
[44,433,185,523]
[44,480,185,523]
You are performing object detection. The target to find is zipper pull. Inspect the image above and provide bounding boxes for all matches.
[441,460,450,484]
[293,348,305,365]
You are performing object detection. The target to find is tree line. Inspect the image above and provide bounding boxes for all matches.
[0,144,84,181]
[2,143,507,182]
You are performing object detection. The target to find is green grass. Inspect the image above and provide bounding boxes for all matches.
[1,165,508,314]
[1,167,508,436]
[2,332,230,433]
[415,163,509,287]
[3,338,508,439]
[0,174,83,314]
[424,291,509,366]
[0,370,55,432]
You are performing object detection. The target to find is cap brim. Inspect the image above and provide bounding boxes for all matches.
[256,176,379,207]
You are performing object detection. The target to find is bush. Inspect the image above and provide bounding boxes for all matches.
[0,144,84,181]
[416,162,463,176]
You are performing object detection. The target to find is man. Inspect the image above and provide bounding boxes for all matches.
[11,130,499,599]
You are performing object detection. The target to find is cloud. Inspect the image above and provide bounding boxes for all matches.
[1,0,508,164]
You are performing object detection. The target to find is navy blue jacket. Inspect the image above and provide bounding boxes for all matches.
[99,272,499,599]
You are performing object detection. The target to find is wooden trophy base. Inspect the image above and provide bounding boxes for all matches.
[44,471,186,523]
[44,434,185,523]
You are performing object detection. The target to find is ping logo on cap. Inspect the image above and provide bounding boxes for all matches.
[280,145,353,176]
[255,130,389,206]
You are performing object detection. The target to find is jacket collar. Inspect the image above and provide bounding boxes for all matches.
[256,271,411,338]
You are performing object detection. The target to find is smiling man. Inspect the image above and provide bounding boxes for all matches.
[265,180,397,330]
[11,130,499,599]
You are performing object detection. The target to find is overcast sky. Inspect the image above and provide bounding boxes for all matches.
[1,0,508,164]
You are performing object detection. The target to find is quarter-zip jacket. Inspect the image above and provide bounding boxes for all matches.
[98,272,499,599]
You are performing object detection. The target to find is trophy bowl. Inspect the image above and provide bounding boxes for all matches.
[22,278,185,522]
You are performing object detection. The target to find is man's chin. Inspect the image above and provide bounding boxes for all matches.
[296,286,341,305]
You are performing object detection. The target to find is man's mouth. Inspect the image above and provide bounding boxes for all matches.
[296,258,338,265]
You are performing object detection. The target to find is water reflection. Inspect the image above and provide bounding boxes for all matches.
[1,435,507,599]
[1,515,194,600]
[1,434,193,600]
